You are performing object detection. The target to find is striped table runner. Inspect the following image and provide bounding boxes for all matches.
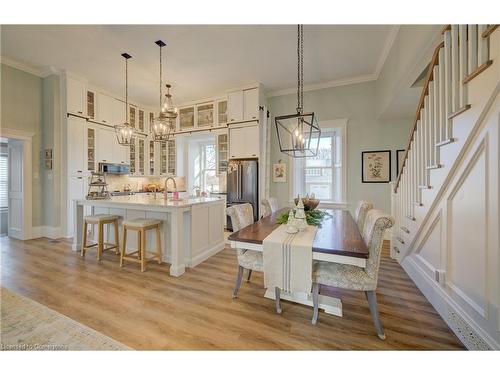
[263,224,318,294]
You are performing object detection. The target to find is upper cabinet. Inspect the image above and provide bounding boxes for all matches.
[67,116,86,175]
[113,99,126,126]
[179,106,195,130]
[66,76,86,116]
[129,105,137,129]
[217,100,227,126]
[197,103,214,128]
[148,112,155,134]
[227,90,243,123]
[138,109,145,133]
[229,124,259,159]
[86,90,96,121]
[227,87,259,124]
[97,93,114,125]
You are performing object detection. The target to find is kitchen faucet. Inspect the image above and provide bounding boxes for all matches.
[164,176,177,200]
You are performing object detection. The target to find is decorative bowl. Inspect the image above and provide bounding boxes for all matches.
[294,198,320,211]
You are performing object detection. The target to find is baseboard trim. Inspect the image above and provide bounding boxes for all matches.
[402,255,498,350]
[31,226,63,240]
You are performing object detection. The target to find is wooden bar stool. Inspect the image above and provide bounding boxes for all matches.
[81,214,120,261]
[120,218,162,272]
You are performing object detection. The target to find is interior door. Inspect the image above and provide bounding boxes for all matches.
[8,140,24,239]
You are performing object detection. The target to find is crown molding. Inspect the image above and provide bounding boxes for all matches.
[267,74,377,98]
[374,25,401,78]
[0,56,58,78]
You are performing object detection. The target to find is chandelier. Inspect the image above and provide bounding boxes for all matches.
[151,40,178,143]
[275,25,320,158]
[114,53,135,146]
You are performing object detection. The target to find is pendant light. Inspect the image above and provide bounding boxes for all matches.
[151,40,178,143]
[275,25,321,158]
[114,53,136,146]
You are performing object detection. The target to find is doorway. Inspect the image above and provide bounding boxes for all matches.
[0,129,34,240]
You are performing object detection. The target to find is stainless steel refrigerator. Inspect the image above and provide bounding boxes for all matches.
[227,159,258,230]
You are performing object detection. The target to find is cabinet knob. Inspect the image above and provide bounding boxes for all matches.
[252,116,256,119]
[103,120,107,123]
[78,111,83,114]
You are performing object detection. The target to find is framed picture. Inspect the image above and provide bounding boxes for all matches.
[362,150,391,183]
[396,149,406,177]
[273,163,287,183]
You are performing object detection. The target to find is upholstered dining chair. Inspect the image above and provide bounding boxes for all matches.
[227,203,263,293]
[311,209,394,340]
[354,200,374,233]
[261,197,278,217]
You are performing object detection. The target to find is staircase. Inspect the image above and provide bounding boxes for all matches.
[391,25,499,350]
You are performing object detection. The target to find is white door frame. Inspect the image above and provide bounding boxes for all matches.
[0,128,34,240]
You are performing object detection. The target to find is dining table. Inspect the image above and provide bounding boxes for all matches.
[228,207,369,317]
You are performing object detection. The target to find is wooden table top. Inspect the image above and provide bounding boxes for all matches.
[228,208,369,259]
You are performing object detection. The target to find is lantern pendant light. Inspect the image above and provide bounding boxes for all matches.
[151,40,178,143]
[114,53,136,146]
[275,25,321,158]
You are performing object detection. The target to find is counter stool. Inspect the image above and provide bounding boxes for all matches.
[81,214,120,261]
[120,218,162,272]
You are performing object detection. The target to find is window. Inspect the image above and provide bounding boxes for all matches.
[0,153,7,209]
[196,143,219,193]
[291,120,346,204]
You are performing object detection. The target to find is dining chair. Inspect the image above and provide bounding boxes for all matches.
[227,203,283,314]
[261,197,278,217]
[310,209,394,340]
[354,200,374,233]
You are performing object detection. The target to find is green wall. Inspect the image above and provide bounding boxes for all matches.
[0,63,43,226]
[269,81,412,214]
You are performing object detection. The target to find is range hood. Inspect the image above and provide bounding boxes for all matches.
[99,163,130,175]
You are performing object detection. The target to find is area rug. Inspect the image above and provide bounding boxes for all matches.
[0,287,131,350]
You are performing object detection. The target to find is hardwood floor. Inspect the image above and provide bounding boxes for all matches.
[0,236,464,350]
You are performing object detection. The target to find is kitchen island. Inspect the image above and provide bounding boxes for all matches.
[73,196,225,276]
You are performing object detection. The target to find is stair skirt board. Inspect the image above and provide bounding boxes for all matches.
[402,257,496,350]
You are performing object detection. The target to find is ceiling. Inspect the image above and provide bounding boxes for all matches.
[1,25,397,107]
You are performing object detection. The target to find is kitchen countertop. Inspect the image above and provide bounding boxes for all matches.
[77,195,223,210]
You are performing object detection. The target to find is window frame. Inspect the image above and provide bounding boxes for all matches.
[199,141,218,193]
[288,118,348,209]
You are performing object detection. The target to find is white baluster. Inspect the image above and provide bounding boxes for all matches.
[438,47,446,142]
[478,24,489,65]
[459,25,468,108]
[444,30,453,139]
[468,25,478,73]
[428,83,435,166]
[451,25,459,113]
[433,65,440,164]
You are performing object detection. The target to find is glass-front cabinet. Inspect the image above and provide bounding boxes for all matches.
[179,107,195,130]
[129,106,136,128]
[216,132,228,174]
[217,100,227,126]
[149,112,154,134]
[149,140,155,175]
[138,138,145,175]
[160,143,168,175]
[167,139,176,175]
[197,103,214,128]
[87,91,95,120]
[138,109,145,133]
[129,138,136,175]
[86,127,96,172]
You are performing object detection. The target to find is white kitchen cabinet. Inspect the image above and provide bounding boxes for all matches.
[229,124,259,159]
[227,90,243,123]
[138,109,145,133]
[97,93,114,125]
[148,139,156,175]
[179,106,195,130]
[113,137,128,164]
[66,76,86,116]
[113,99,126,125]
[98,126,115,163]
[217,99,227,126]
[86,124,97,172]
[86,90,96,121]
[227,87,259,124]
[197,102,214,127]
[159,142,168,175]
[138,137,145,175]
[129,105,137,129]
[129,138,136,175]
[67,175,86,237]
[67,116,85,175]
[243,88,259,121]
[167,139,176,175]
[216,132,228,174]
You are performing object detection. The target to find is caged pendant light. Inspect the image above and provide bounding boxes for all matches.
[114,53,136,146]
[151,40,178,143]
[275,25,321,158]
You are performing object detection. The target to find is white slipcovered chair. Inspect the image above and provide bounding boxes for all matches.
[311,209,394,340]
[261,197,278,217]
[354,200,374,233]
[226,203,264,297]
